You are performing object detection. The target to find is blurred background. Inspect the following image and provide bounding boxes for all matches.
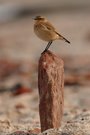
[0,0,90,87]
[0,0,90,133]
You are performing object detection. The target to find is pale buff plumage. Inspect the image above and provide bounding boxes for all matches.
[33,16,70,53]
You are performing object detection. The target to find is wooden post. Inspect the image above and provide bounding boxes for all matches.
[38,51,64,132]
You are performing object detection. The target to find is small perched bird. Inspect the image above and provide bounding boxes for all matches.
[33,16,70,53]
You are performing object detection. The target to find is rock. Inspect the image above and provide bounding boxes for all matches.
[11,83,32,96]
[38,51,64,132]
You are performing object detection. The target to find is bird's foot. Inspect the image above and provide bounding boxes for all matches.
[41,49,48,54]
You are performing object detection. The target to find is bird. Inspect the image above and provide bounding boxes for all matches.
[33,16,70,53]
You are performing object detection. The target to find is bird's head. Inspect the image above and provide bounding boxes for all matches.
[33,16,46,21]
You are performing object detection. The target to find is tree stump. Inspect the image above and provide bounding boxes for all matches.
[38,51,64,132]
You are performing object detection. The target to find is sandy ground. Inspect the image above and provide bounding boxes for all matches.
[0,86,90,134]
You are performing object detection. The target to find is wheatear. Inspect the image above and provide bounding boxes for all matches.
[33,16,70,53]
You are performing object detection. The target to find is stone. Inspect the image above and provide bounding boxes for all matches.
[38,51,64,132]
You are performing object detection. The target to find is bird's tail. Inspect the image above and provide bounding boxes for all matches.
[62,36,70,44]
[56,32,70,44]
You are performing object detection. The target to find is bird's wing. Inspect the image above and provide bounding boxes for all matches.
[39,21,56,31]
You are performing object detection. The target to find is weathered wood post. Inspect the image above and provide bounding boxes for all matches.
[38,51,64,132]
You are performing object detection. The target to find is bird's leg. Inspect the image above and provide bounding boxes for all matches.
[45,41,52,51]
[42,41,53,54]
